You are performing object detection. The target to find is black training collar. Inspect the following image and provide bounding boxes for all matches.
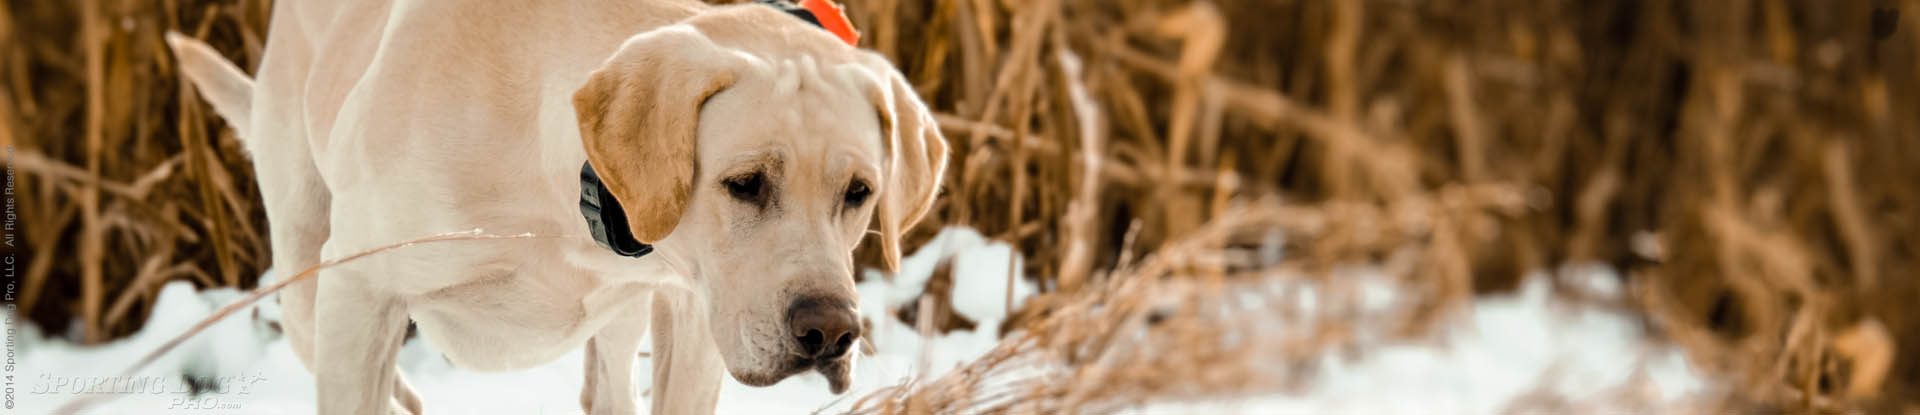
[578,1,834,259]
[756,0,827,27]
[579,163,655,257]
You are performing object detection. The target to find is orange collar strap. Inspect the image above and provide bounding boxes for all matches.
[799,0,861,47]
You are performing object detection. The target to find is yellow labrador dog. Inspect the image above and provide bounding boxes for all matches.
[166,0,946,413]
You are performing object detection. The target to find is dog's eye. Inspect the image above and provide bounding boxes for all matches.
[724,173,767,203]
[844,180,871,207]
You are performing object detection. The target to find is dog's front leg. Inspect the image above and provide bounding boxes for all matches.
[314,269,411,415]
[581,298,650,414]
[649,290,724,414]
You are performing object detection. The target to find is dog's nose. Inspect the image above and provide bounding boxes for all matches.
[787,297,860,359]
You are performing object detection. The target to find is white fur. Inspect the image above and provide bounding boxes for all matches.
[166,1,947,414]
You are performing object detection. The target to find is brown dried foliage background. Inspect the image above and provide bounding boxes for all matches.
[4,0,1916,411]
[3,0,272,344]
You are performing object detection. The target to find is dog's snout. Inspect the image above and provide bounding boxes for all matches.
[787,297,859,359]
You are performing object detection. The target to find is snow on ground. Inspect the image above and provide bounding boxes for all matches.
[11,228,1032,415]
[1130,264,1709,414]
[10,228,1708,414]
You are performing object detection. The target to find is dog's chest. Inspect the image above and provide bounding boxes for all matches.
[401,249,654,371]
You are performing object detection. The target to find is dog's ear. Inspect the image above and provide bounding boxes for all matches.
[574,26,745,243]
[859,54,950,272]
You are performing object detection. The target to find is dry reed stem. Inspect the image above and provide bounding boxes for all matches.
[1052,47,1102,294]
[1821,142,1878,289]
[77,0,107,345]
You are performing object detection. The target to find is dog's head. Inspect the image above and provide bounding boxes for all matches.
[571,7,947,394]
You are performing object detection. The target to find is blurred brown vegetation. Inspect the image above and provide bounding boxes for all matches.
[3,0,271,344]
[4,0,1916,411]
[851,0,1920,411]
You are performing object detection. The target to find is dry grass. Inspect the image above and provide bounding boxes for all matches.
[847,196,1529,414]
[4,0,271,343]
[6,0,1918,412]
[841,0,1920,411]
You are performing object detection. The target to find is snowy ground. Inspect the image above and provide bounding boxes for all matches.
[11,228,1709,414]
[1131,264,1710,414]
